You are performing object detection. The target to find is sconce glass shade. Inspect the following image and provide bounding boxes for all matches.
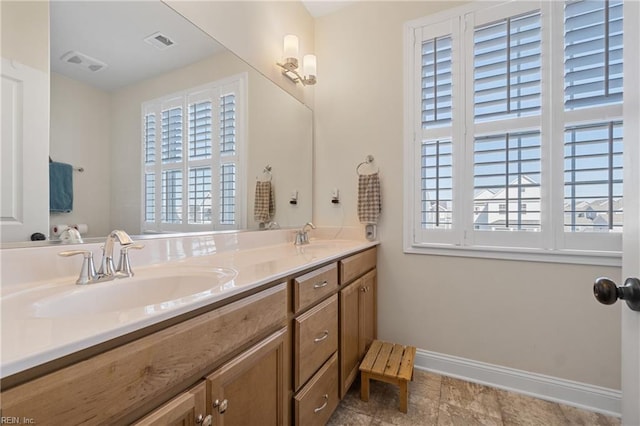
[303,54,317,78]
[283,34,299,60]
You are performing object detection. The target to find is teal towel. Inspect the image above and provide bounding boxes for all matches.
[49,161,73,213]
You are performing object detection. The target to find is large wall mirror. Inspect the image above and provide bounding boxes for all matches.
[2,0,312,245]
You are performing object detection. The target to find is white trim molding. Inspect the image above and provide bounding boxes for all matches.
[414,348,622,418]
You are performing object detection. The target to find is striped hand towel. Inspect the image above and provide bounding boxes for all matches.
[358,172,381,224]
[254,181,275,223]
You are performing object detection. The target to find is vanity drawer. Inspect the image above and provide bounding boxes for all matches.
[340,247,377,284]
[294,294,338,390]
[293,262,338,313]
[294,352,339,426]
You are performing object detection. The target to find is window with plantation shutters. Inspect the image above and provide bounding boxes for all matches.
[142,75,246,233]
[405,0,625,263]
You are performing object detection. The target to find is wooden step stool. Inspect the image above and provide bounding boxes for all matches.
[359,340,417,413]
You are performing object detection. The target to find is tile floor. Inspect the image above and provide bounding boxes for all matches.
[327,369,621,426]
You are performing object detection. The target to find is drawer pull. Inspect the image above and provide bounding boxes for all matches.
[314,330,329,343]
[313,394,329,413]
[313,280,329,289]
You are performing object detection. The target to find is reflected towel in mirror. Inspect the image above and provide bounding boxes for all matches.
[49,161,73,213]
[254,181,275,223]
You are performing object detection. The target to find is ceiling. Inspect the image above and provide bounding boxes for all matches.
[302,1,355,17]
[50,1,225,92]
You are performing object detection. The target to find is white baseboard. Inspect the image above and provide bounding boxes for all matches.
[414,349,622,418]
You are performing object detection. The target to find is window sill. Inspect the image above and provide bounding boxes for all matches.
[404,243,622,267]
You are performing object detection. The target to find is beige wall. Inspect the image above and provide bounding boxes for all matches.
[314,1,622,389]
[1,1,49,73]
[49,73,112,238]
[165,0,315,106]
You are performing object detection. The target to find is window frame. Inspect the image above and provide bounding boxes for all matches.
[403,1,623,266]
[141,74,247,234]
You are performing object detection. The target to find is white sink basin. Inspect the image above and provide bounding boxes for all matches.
[30,267,238,318]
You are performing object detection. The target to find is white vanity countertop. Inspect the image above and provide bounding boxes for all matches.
[0,235,377,379]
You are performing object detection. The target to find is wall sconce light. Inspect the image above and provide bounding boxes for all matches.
[276,34,317,86]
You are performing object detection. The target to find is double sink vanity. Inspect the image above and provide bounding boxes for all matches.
[0,229,378,425]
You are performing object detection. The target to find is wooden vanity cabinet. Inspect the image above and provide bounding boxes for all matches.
[0,246,378,426]
[339,250,377,398]
[207,327,288,426]
[0,283,287,425]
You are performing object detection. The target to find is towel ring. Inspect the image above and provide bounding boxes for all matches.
[258,165,272,182]
[356,155,378,176]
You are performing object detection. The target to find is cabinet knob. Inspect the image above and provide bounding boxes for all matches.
[196,414,212,426]
[213,398,228,414]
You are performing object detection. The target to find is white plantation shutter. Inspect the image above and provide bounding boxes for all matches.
[473,131,541,231]
[422,36,453,127]
[564,121,623,232]
[219,94,236,155]
[161,169,182,223]
[161,107,182,163]
[421,138,453,229]
[142,75,246,233]
[144,113,156,164]
[473,11,541,122]
[144,173,155,222]
[218,89,238,226]
[188,166,212,224]
[564,0,623,110]
[220,164,236,225]
[561,0,623,252]
[189,101,212,159]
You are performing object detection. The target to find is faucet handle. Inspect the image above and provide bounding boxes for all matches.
[59,250,97,285]
[116,244,144,278]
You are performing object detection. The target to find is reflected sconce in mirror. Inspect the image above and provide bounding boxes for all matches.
[276,34,317,86]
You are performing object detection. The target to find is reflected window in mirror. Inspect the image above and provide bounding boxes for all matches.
[142,74,247,233]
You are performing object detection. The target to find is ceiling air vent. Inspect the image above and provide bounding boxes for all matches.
[144,32,176,50]
[60,51,107,73]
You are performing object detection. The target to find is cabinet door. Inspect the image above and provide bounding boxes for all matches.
[358,269,377,360]
[339,277,361,398]
[133,391,196,426]
[207,328,287,426]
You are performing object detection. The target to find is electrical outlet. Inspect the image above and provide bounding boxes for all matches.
[331,188,340,204]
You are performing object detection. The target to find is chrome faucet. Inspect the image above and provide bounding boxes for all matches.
[59,230,142,285]
[98,230,134,277]
[294,222,316,245]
